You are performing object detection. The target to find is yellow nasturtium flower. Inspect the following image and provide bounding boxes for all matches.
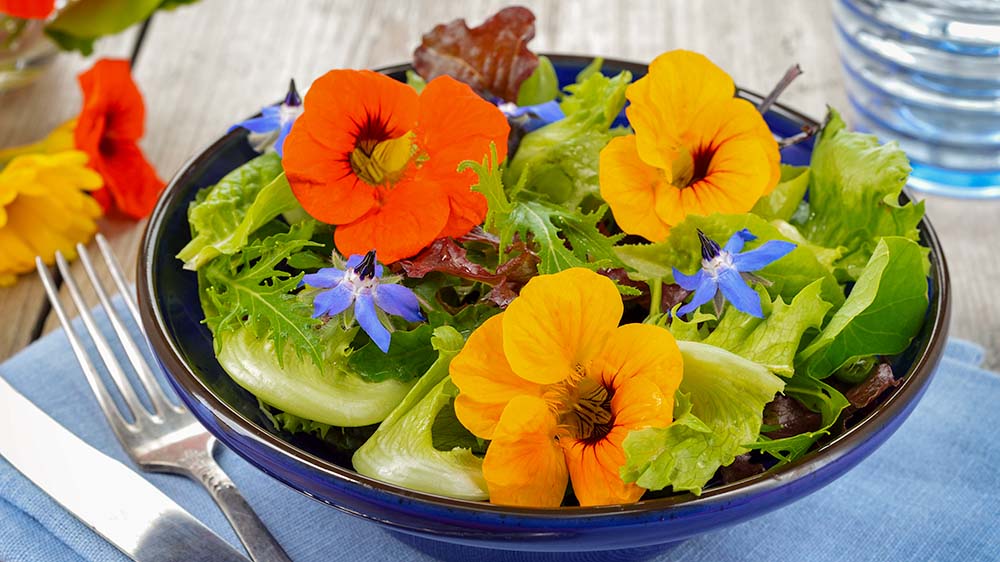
[599,50,781,242]
[0,150,103,286]
[449,268,683,507]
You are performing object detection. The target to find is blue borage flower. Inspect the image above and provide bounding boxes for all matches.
[230,79,303,157]
[672,229,795,318]
[497,99,564,132]
[301,251,425,353]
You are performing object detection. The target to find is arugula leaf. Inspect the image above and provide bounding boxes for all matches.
[799,109,924,279]
[516,55,559,106]
[751,373,850,463]
[347,325,437,383]
[178,153,300,270]
[200,223,323,367]
[751,165,810,222]
[798,236,930,379]
[504,69,631,209]
[617,213,845,308]
[702,280,832,377]
[463,145,625,275]
[621,341,784,495]
[353,327,489,500]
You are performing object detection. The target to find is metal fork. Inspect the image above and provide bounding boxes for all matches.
[36,235,292,562]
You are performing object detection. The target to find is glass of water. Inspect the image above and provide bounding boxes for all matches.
[833,0,1000,198]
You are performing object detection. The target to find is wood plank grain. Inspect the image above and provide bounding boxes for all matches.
[0,30,136,360]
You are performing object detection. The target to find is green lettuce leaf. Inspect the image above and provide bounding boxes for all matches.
[504,69,631,209]
[751,373,850,463]
[617,213,845,308]
[217,325,414,427]
[799,109,924,279]
[352,327,489,501]
[751,165,810,222]
[178,153,303,270]
[702,280,832,377]
[516,55,559,105]
[798,236,930,379]
[621,341,784,495]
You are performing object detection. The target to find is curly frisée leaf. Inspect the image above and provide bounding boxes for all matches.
[621,341,784,495]
[462,144,626,276]
[200,223,323,367]
[353,327,490,500]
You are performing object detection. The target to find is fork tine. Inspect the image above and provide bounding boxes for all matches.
[54,251,151,423]
[96,234,143,330]
[77,243,174,416]
[36,257,136,434]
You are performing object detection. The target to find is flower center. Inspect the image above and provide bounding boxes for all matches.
[547,366,615,444]
[350,133,414,186]
[669,145,712,189]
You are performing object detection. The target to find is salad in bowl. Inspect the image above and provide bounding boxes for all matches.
[155,5,939,524]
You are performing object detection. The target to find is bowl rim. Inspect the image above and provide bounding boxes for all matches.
[138,54,951,520]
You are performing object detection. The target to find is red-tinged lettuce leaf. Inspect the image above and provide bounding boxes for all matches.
[844,362,899,409]
[413,6,539,102]
[399,238,504,285]
[762,395,822,439]
[719,454,766,484]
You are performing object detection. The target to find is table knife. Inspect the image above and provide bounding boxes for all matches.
[0,377,248,562]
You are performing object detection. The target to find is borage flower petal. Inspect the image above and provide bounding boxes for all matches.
[284,70,509,263]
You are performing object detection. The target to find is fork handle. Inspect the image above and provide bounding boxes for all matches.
[185,453,293,562]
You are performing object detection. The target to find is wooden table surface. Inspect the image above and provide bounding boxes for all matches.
[1,0,998,370]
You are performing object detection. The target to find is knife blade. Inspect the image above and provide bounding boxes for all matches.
[0,377,248,562]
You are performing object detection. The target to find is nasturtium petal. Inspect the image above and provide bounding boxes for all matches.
[564,430,645,506]
[482,395,567,507]
[503,268,623,385]
[590,323,683,407]
[450,314,545,439]
[599,135,671,242]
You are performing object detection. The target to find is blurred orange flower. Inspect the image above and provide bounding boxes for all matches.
[600,50,780,242]
[282,70,509,263]
[75,59,164,219]
[449,268,683,507]
[0,0,54,19]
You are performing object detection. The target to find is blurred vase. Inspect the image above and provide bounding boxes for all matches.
[0,15,58,93]
[834,0,1000,198]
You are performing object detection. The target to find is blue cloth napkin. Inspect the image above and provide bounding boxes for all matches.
[1,301,998,562]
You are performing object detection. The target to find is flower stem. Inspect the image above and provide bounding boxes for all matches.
[647,277,663,320]
[757,64,803,115]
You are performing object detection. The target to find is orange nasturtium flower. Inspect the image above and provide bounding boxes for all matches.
[599,50,780,242]
[0,0,55,19]
[450,268,683,507]
[282,70,509,264]
[75,59,165,219]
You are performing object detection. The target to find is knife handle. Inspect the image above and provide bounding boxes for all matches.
[183,450,293,562]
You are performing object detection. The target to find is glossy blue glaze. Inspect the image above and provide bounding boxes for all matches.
[138,56,949,553]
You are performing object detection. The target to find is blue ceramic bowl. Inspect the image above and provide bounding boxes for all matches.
[137,56,951,553]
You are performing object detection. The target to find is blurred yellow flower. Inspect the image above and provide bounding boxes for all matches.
[0,150,103,286]
[0,120,76,167]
